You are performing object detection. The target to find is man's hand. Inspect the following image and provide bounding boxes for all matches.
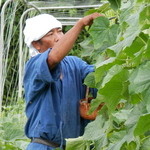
[79,13,104,27]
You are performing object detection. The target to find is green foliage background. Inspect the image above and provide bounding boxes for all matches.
[0,99,29,150]
[1,0,150,149]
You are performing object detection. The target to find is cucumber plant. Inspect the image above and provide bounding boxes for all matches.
[66,0,150,149]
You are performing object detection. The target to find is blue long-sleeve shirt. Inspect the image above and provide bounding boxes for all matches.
[23,49,96,149]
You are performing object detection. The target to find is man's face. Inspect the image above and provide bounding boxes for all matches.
[33,27,64,53]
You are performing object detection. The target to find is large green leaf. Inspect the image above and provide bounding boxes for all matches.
[129,61,150,94]
[94,57,116,84]
[84,3,111,15]
[123,33,146,57]
[116,32,148,69]
[66,137,90,150]
[120,141,137,150]
[84,72,96,88]
[80,37,94,57]
[112,109,132,124]
[108,28,140,55]
[144,37,150,59]
[139,5,150,30]
[130,93,142,104]
[143,89,150,112]
[89,17,119,49]
[83,116,108,141]
[140,137,150,150]
[101,65,123,88]
[125,104,146,127]
[119,4,133,24]
[107,130,127,150]
[99,66,128,112]
[110,3,147,56]
[134,113,150,136]
[108,0,121,10]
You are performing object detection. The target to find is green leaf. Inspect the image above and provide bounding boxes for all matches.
[94,57,116,84]
[130,94,142,104]
[121,141,137,150]
[84,3,111,15]
[110,4,146,55]
[95,57,116,69]
[94,136,108,150]
[88,94,105,114]
[125,104,147,128]
[108,0,121,10]
[140,137,150,150]
[144,37,150,59]
[97,3,111,13]
[134,113,150,136]
[113,109,132,124]
[119,4,133,24]
[109,130,126,143]
[99,67,128,112]
[84,72,96,88]
[80,37,94,57]
[89,17,119,49]
[124,34,146,57]
[139,5,150,30]
[83,115,108,141]
[108,30,140,55]
[137,0,149,4]
[66,137,89,150]
[129,61,150,94]
[101,65,122,88]
[143,89,150,112]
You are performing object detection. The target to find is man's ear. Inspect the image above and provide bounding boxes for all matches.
[32,41,41,51]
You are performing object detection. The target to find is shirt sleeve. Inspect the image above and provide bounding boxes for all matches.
[34,49,61,83]
[75,57,97,98]
[76,57,95,80]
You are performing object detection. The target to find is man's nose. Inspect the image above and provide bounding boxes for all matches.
[55,33,63,42]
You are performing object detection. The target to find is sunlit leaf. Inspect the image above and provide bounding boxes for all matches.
[83,116,108,140]
[140,137,150,150]
[129,61,150,94]
[134,113,150,136]
[89,17,119,49]
[84,3,111,15]
[84,72,96,88]
[99,68,128,112]
[139,5,150,30]
[66,137,90,150]
[108,0,121,10]
[94,57,116,84]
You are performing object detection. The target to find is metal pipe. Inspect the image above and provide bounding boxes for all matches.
[18,8,33,99]
[0,0,13,112]
[28,4,102,9]
[22,0,41,13]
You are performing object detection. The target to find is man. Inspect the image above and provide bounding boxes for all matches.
[23,13,102,150]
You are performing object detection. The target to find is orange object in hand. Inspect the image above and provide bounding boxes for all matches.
[79,87,104,120]
[80,97,104,120]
